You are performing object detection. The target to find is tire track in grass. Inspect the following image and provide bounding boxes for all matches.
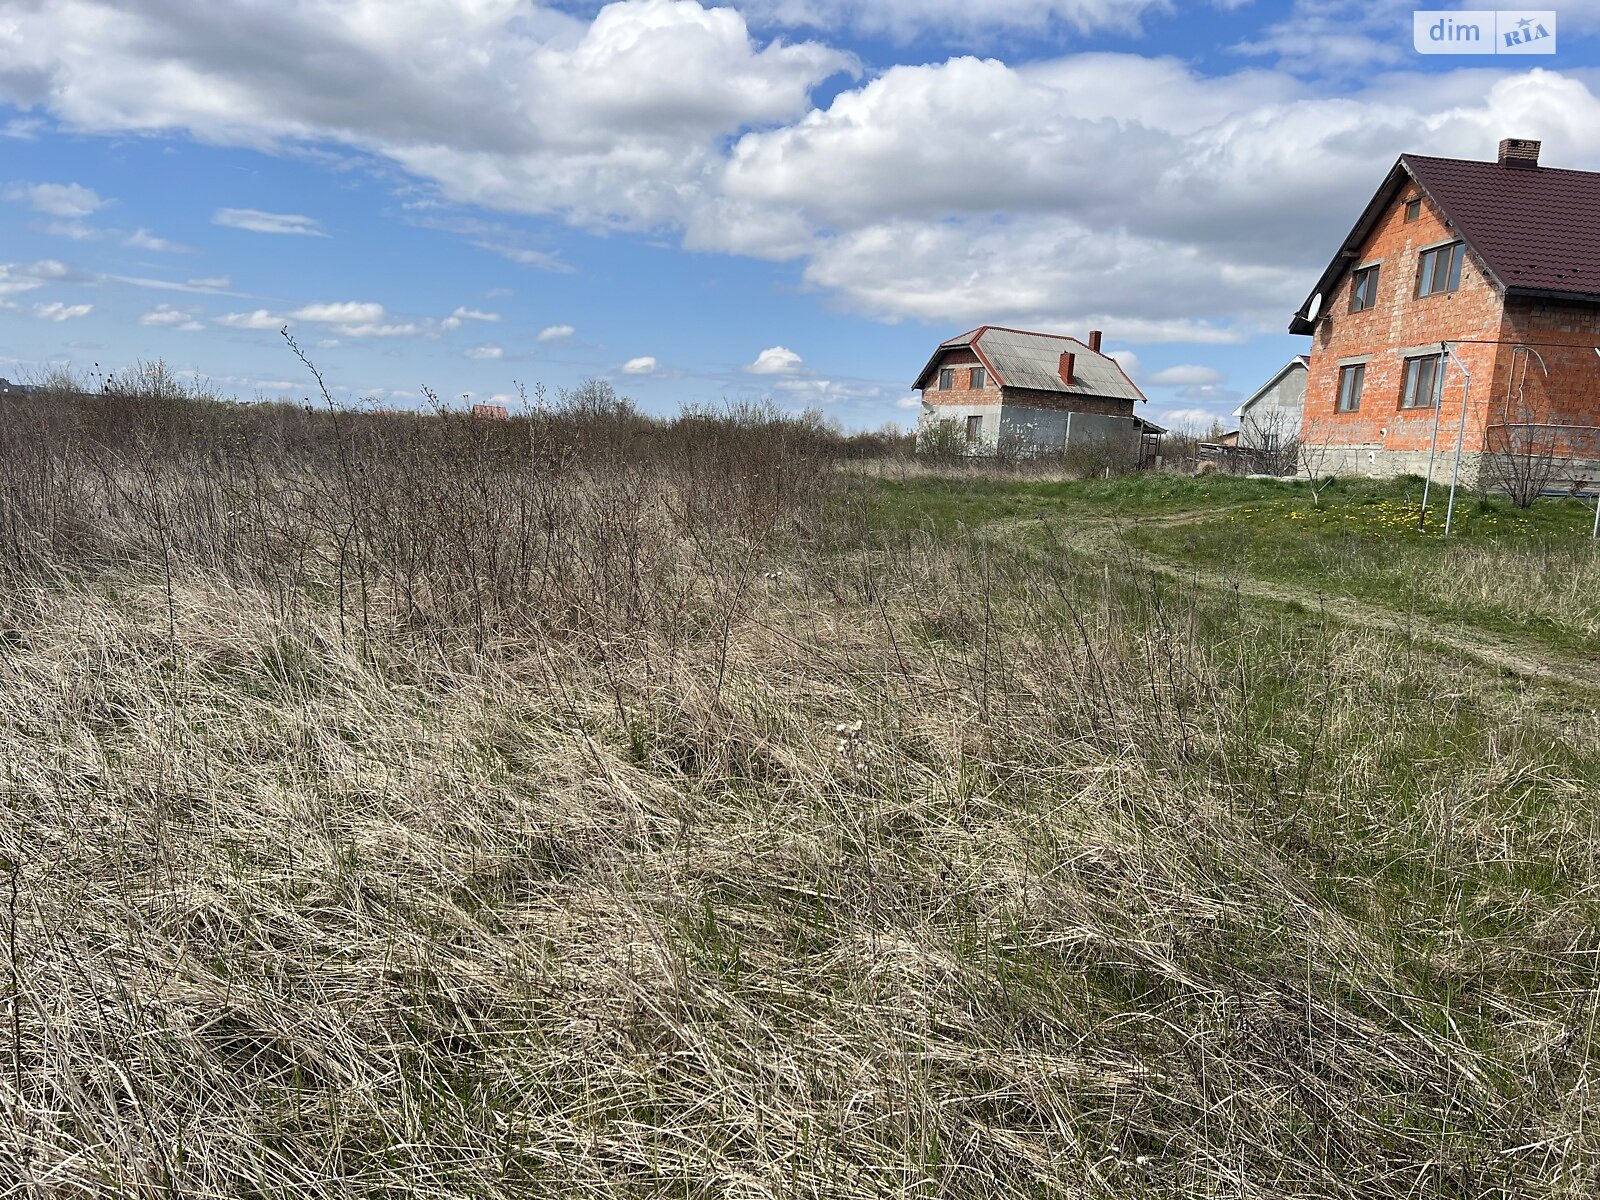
[989,509,1600,694]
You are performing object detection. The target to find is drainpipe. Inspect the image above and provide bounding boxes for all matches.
[1442,342,1472,536]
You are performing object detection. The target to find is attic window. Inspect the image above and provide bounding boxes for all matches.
[938,367,954,390]
[1404,199,1421,222]
[970,367,986,389]
[1349,264,1380,313]
[1416,242,1465,298]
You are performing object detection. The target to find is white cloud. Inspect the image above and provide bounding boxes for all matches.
[140,304,204,331]
[450,306,500,322]
[0,260,71,302]
[476,243,571,272]
[8,2,1600,344]
[465,344,504,359]
[622,356,658,374]
[125,228,192,253]
[34,301,93,321]
[213,208,327,236]
[45,220,98,240]
[1159,406,1224,430]
[0,0,848,234]
[215,309,284,330]
[1147,364,1225,387]
[737,0,1168,39]
[2,117,45,139]
[537,324,575,343]
[1107,349,1142,381]
[286,300,423,337]
[748,345,804,375]
[6,181,107,218]
[187,275,230,288]
[291,301,385,324]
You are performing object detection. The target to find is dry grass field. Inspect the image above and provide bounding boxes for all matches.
[2,371,1599,1198]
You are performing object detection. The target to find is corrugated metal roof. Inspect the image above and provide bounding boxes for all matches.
[916,326,1146,402]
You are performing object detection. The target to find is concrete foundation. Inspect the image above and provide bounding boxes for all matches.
[1314,444,1600,491]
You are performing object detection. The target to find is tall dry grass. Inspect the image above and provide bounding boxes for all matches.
[1,373,1598,1197]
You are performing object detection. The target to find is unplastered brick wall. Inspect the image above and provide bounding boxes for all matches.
[1302,186,1503,459]
[1001,388,1135,417]
[920,348,997,409]
[1495,299,1600,448]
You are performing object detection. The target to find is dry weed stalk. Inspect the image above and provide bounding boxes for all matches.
[0,372,1596,1197]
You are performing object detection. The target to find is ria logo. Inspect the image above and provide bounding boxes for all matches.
[1413,9,1557,54]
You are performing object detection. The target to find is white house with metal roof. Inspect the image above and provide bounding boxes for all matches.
[913,326,1159,464]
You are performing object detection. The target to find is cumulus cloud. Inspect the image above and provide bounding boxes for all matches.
[291,301,384,324]
[45,220,97,240]
[34,301,93,320]
[290,301,423,336]
[214,298,428,337]
[125,228,192,253]
[0,261,81,315]
[622,356,658,374]
[215,309,283,330]
[1,1,849,231]
[537,324,575,343]
[737,0,1168,39]
[748,345,804,375]
[465,344,504,359]
[451,306,500,322]
[7,1,1600,343]
[6,181,107,217]
[140,304,204,331]
[213,208,327,236]
[1147,364,1225,387]
[1160,406,1224,430]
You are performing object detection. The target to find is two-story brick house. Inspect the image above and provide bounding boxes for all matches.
[913,326,1157,463]
[1292,138,1600,486]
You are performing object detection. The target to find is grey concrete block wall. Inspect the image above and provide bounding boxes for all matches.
[919,402,1143,464]
[1238,367,1306,451]
[1309,444,1600,490]
[918,403,1004,450]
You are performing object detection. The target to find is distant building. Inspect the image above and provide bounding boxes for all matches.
[1233,356,1308,452]
[913,326,1158,465]
[1292,137,1600,485]
[471,403,509,420]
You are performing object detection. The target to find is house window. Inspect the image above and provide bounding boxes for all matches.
[1416,242,1464,297]
[965,415,982,444]
[1404,198,1421,222]
[1349,264,1380,312]
[970,366,986,389]
[1400,353,1444,409]
[1336,363,1365,412]
[938,367,954,390]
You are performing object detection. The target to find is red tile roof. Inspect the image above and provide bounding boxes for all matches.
[1403,153,1600,299]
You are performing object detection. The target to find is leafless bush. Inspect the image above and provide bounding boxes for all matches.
[1481,422,1560,508]
[1239,409,1301,476]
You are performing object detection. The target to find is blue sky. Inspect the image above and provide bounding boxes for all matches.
[3,0,1600,431]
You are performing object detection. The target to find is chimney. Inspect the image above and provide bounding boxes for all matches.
[1498,137,1541,169]
[1059,352,1075,386]
[1087,329,1103,353]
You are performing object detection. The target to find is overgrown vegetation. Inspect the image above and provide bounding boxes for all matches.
[2,372,1599,1198]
